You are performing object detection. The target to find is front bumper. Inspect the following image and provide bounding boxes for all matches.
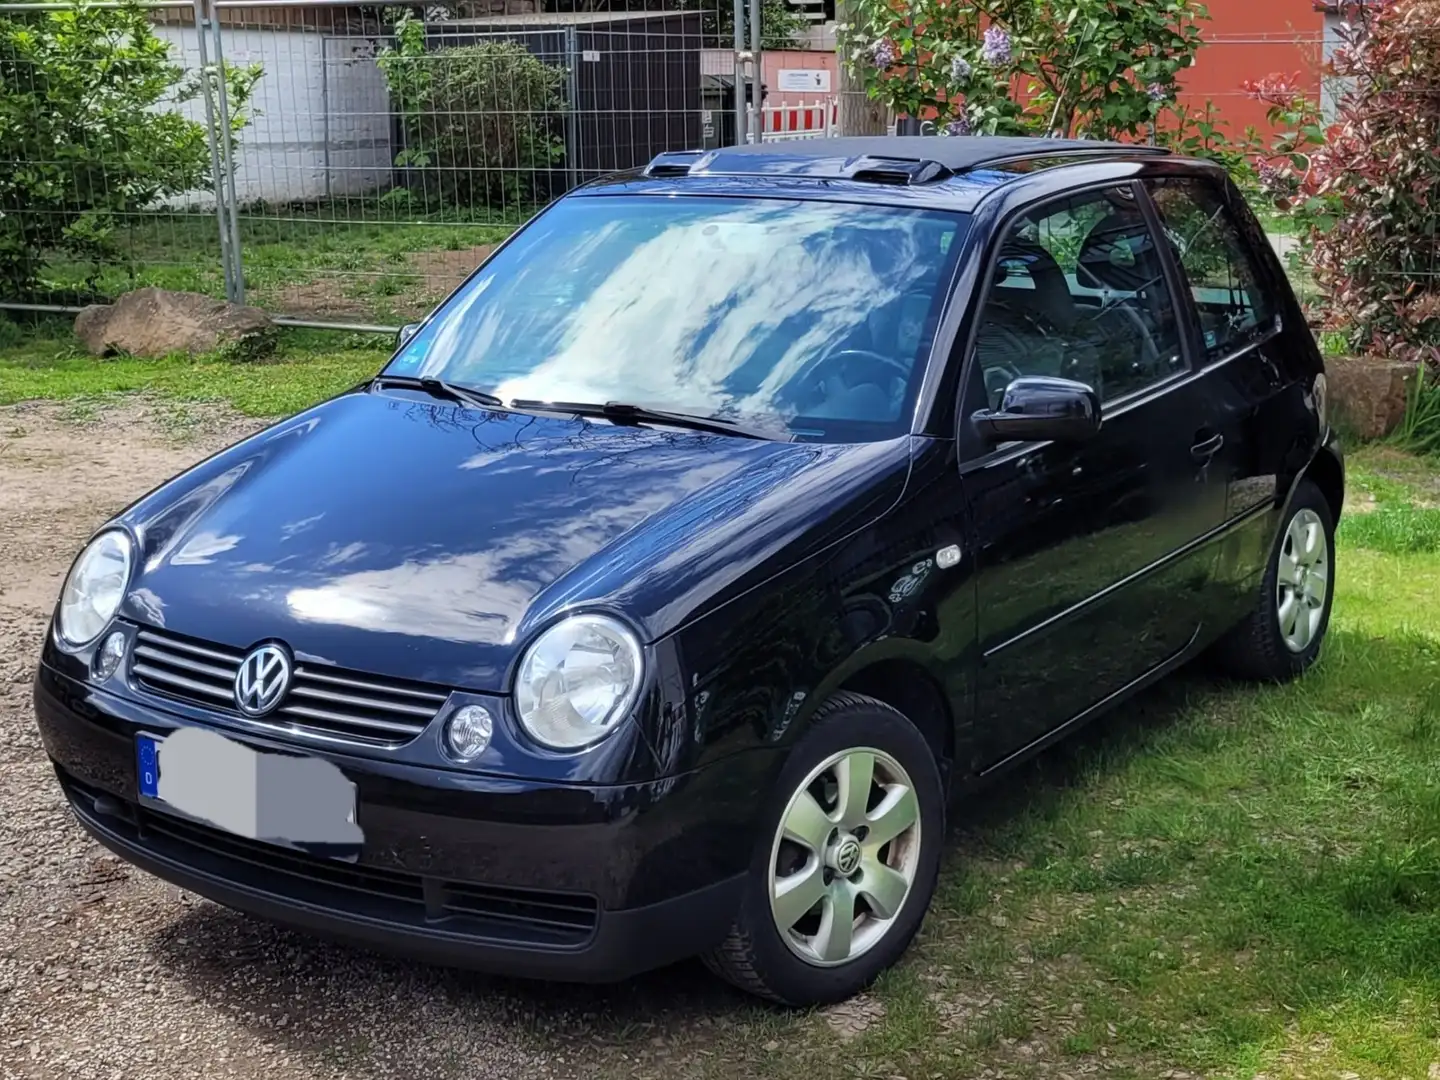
[36,664,771,982]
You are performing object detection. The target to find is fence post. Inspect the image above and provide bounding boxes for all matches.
[732,0,746,144]
[563,25,581,193]
[206,3,246,305]
[193,0,238,303]
[748,0,762,143]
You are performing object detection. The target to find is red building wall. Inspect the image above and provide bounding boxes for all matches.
[1177,0,1326,137]
[758,3,1329,139]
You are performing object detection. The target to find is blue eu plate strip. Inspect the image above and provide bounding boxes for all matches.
[136,734,160,799]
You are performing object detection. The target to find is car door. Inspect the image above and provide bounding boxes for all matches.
[957,183,1229,770]
[1144,175,1315,630]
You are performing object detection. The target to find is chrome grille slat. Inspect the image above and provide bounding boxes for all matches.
[278,704,424,736]
[135,630,242,664]
[131,663,235,701]
[132,644,234,681]
[288,684,438,718]
[129,626,448,748]
[294,666,448,703]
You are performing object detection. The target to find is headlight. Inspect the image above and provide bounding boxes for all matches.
[57,530,133,647]
[514,613,643,750]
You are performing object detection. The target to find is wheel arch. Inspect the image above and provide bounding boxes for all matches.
[836,658,955,770]
[1304,442,1345,525]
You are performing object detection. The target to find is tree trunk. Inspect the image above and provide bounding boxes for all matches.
[835,0,888,135]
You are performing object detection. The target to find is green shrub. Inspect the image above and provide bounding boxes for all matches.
[378,15,566,210]
[1305,0,1440,363]
[0,1,260,298]
[838,0,1209,139]
[1392,368,1440,459]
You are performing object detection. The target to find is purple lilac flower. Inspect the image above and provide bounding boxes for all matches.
[981,26,1012,66]
[945,114,972,137]
[870,38,896,69]
[1147,82,1168,102]
[949,55,973,84]
[1256,160,1283,191]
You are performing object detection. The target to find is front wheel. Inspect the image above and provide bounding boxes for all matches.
[1214,478,1335,681]
[703,692,944,1005]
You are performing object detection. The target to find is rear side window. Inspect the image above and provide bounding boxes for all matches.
[1146,179,1277,360]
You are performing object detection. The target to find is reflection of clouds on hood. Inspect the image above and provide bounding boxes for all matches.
[172,530,242,566]
[286,549,542,644]
[142,462,252,574]
[281,445,741,646]
[485,201,933,414]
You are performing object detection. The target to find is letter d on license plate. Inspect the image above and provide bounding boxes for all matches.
[136,727,362,856]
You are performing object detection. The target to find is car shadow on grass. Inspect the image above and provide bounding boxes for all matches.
[141,653,1359,1078]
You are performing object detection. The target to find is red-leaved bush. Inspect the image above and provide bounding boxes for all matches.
[1308,0,1440,363]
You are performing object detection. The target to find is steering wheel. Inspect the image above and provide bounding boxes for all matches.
[786,347,913,413]
[976,302,1110,407]
[1076,273,1166,378]
[817,348,912,387]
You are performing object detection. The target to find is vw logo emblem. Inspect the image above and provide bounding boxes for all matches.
[234,643,292,717]
[834,838,861,876]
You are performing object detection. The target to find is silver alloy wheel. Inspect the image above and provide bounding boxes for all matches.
[768,747,923,968]
[1276,506,1330,653]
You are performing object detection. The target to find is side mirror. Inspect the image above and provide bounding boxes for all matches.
[973,376,1101,445]
[396,322,422,350]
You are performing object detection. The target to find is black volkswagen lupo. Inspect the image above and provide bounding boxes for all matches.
[35,137,1342,1005]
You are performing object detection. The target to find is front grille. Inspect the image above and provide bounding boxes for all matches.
[130,626,449,747]
[61,771,600,948]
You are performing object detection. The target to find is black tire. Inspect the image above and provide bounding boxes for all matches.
[1213,478,1335,682]
[702,692,944,1006]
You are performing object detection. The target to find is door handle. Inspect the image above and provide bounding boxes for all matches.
[1190,431,1225,463]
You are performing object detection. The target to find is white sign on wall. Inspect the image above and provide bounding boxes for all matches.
[776,69,831,93]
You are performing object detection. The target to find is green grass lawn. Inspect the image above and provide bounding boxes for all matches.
[4,335,1440,1078]
[0,325,390,416]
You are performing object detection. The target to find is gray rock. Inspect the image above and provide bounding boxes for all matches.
[74,288,277,361]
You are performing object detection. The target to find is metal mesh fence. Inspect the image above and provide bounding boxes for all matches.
[1,4,1434,340]
[0,0,785,329]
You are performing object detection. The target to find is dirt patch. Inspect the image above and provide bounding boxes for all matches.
[408,244,495,298]
[821,993,886,1042]
[259,246,494,323]
[263,279,378,322]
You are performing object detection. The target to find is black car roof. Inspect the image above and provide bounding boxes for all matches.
[701,136,1162,170]
[581,137,1203,213]
[642,136,1169,183]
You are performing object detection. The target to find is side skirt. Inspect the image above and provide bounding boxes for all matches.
[971,623,1204,782]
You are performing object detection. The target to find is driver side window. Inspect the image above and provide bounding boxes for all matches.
[973,186,1187,409]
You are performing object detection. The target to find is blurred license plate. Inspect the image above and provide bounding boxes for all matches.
[136,727,361,855]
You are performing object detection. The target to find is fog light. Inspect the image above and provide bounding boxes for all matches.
[93,630,127,681]
[445,705,493,762]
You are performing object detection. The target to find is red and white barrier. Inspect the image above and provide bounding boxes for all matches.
[756,99,837,141]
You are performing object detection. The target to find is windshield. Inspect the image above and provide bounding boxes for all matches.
[384,195,969,443]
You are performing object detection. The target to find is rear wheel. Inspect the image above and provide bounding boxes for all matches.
[703,692,943,1005]
[1214,478,1335,681]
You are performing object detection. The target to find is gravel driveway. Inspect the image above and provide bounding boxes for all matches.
[0,399,746,1080]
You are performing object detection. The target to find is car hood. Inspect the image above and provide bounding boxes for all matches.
[115,389,911,691]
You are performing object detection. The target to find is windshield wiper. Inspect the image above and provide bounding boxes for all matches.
[510,399,774,441]
[373,373,503,409]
